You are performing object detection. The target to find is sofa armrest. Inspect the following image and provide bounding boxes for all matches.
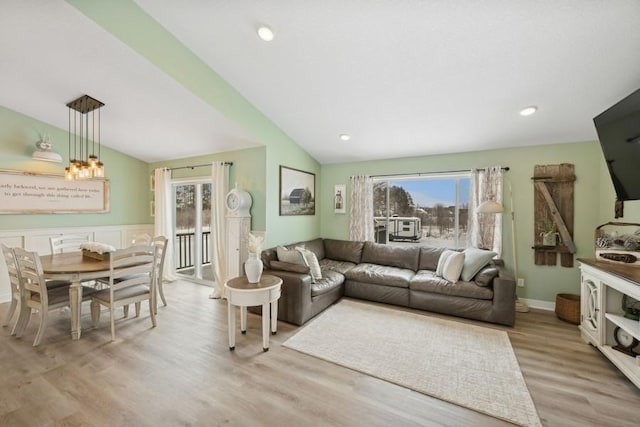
[263,269,313,325]
[270,260,311,274]
[491,276,516,326]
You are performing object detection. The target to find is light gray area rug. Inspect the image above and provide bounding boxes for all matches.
[283,299,541,427]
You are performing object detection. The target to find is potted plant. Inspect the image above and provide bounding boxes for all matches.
[541,217,558,247]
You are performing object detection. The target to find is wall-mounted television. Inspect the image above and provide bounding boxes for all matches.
[593,87,640,202]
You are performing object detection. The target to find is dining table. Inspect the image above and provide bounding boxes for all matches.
[39,251,111,340]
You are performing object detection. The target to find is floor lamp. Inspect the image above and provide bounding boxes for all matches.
[476,181,530,313]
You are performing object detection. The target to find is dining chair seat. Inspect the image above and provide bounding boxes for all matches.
[92,284,150,304]
[46,279,73,289]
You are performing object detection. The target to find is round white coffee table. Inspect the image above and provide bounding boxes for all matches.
[224,274,282,352]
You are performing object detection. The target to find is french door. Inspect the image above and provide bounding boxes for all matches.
[173,178,213,284]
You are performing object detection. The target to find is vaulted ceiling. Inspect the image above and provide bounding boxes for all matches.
[2,1,640,164]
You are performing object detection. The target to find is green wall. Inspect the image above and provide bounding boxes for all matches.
[0,106,150,229]
[320,140,640,303]
[68,0,321,248]
[148,146,267,232]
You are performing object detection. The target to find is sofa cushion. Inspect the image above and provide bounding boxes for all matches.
[436,250,465,282]
[301,238,325,261]
[270,260,310,274]
[418,247,446,271]
[261,247,278,270]
[319,258,357,275]
[345,263,415,288]
[460,248,497,281]
[474,266,499,287]
[410,270,494,300]
[323,239,364,264]
[311,270,344,297]
[361,241,420,271]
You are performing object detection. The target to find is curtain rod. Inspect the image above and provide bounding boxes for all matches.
[165,162,233,172]
[371,166,509,179]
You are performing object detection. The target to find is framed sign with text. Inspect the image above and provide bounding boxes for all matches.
[0,170,110,214]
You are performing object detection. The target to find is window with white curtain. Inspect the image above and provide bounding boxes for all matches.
[372,172,471,249]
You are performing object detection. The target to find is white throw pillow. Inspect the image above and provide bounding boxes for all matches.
[460,247,497,282]
[296,247,323,282]
[276,246,306,265]
[436,250,465,283]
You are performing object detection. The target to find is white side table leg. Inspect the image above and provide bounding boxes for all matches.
[270,300,278,335]
[240,306,247,334]
[227,301,236,351]
[261,302,269,352]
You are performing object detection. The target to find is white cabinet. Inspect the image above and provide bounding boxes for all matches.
[579,270,602,346]
[579,259,640,388]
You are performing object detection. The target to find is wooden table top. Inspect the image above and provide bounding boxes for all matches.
[578,258,640,285]
[39,252,110,274]
[225,274,282,291]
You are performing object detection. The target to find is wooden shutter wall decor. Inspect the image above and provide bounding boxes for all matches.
[532,164,576,267]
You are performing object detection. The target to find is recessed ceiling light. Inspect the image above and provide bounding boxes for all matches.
[339,134,351,141]
[519,106,538,116]
[257,25,274,42]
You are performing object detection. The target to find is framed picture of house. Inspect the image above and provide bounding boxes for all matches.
[279,165,315,216]
[334,184,346,214]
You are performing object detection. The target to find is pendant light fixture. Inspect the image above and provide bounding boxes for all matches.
[65,94,105,180]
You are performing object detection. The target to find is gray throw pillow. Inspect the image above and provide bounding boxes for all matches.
[460,247,497,282]
[474,266,499,287]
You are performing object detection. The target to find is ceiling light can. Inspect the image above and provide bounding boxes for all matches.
[257,25,274,42]
[339,134,351,141]
[519,106,538,116]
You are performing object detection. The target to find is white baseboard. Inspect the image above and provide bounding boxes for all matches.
[520,297,555,311]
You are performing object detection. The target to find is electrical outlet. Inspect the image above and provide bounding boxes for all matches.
[517,278,525,288]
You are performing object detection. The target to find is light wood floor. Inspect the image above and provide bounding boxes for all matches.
[1,281,639,427]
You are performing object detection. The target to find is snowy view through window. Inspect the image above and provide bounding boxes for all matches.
[373,174,470,249]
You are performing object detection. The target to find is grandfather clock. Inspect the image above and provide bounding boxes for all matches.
[225,189,252,279]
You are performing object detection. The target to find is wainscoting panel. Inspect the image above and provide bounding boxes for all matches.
[0,224,153,302]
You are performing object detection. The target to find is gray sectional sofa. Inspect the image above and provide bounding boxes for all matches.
[259,238,516,327]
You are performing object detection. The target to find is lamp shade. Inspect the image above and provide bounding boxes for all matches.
[477,199,505,214]
[32,138,62,163]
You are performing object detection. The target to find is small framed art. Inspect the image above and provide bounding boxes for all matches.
[334,184,346,214]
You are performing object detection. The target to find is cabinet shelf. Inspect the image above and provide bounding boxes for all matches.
[605,313,640,342]
[601,345,640,388]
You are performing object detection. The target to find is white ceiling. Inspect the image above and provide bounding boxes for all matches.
[2,1,640,165]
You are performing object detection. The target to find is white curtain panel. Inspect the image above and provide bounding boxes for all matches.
[154,168,177,281]
[349,175,374,242]
[209,162,229,299]
[469,166,504,256]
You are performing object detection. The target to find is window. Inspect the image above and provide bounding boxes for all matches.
[373,173,470,249]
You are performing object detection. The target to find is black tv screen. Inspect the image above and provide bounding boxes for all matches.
[593,87,640,201]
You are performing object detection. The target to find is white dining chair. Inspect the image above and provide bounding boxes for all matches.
[49,234,91,254]
[2,244,73,334]
[90,244,157,341]
[12,247,97,346]
[152,235,168,313]
[1,244,22,334]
